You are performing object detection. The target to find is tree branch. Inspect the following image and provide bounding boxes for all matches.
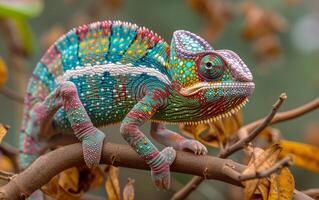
[222,156,292,182]
[0,142,243,199]
[0,87,24,105]
[172,93,287,200]
[241,97,319,134]
[302,189,319,199]
[0,143,312,200]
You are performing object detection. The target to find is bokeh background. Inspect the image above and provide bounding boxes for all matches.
[0,0,318,199]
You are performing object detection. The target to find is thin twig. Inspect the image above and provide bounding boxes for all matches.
[0,87,24,104]
[238,156,292,181]
[302,189,319,199]
[0,170,15,182]
[219,93,287,158]
[239,97,319,136]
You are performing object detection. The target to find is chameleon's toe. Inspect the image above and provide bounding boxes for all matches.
[180,139,208,155]
[151,162,171,190]
[29,190,44,200]
[82,129,105,167]
[150,147,176,190]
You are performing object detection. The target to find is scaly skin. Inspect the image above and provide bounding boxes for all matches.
[19,20,254,199]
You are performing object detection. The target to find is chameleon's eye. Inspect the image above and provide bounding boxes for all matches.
[205,61,213,69]
[198,54,225,81]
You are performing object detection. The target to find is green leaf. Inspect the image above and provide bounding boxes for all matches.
[0,0,43,19]
[14,19,34,54]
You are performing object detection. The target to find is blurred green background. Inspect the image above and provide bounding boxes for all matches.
[0,0,318,199]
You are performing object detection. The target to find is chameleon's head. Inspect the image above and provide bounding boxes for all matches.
[169,30,255,122]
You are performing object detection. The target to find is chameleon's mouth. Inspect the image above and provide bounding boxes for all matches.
[181,97,249,125]
[151,97,249,125]
[179,81,255,96]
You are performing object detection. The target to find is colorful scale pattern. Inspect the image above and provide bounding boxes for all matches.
[24,20,170,109]
[169,43,199,87]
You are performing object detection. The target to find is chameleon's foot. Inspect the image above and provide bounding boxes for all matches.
[82,129,105,167]
[151,147,176,190]
[180,139,208,155]
[29,190,44,200]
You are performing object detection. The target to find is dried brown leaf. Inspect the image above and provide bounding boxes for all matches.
[280,140,319,172]
[179,112,243,148]
[242,144,282,200]
[0,58,8,88]
[268,167,295,200]
[41,166,104,200]
[253,34,282,61]
[0,154,14,172]
[240,2,287,40]
[0,124,9,144]
[123,178,135,200]
[106,166,121,200]
[188,0,232,41]
[41,167,83,200]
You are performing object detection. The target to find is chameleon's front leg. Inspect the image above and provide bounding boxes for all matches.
[120,95,176,190]
[150,122,207,155]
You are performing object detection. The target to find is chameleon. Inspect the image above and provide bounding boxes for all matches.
[19,20,254,198]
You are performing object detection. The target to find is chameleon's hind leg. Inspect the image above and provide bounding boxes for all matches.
[120,95,176,190]
[21,81,104,200]
[57,81,105,167]
[150,122,207,155]
[23,81,105,168]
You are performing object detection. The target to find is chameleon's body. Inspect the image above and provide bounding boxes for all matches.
[20,20,254,198]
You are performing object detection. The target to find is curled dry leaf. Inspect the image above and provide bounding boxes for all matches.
[280,140,319,172]
[242,145,281,200]
[188,0,232,41]
[106,166,121,200]
[240,2,287,40]
[0,124,9,144]
[179,112,243,148]
[41,166,103,200]
[0,124,14,174]
[0,58,8,88]
[0,152,14,173]
[268,167,295,200]
[123,178,135,200]
[253,34,282,61]
[240,2,287,62]
[242,144,295,200]
[41,167,83,200]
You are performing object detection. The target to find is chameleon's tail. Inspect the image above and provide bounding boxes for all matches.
[19,130,40,169]
[19,111,45,200]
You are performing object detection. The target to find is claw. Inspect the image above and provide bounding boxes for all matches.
[180,139,207,155]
